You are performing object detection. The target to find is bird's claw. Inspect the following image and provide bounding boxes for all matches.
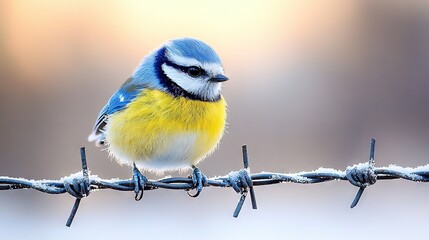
[132,163,147,201]
[187,165,208,198]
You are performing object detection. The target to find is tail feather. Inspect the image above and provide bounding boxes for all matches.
[88,131,106,147]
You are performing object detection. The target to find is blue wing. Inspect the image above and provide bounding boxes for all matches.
[88,77,143,146]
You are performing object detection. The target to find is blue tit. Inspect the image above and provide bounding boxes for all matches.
[88,38,228,175]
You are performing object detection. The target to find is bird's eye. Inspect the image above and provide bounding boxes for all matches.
[187,66,201,78]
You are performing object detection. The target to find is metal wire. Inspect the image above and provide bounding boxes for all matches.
[1,138,428,227]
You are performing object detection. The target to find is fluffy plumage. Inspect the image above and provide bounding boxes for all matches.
[88,38,228,172]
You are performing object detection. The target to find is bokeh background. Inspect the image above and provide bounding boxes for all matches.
[1,0,429,239]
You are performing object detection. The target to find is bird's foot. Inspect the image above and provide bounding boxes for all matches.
[187,165,208,198]
[132,163,148,201]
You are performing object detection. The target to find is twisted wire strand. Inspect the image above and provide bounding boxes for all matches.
[2,165,429,193]
[1,139,428,227]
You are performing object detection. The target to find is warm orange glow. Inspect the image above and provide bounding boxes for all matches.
[1,1,429,238]
[1,0,355,87]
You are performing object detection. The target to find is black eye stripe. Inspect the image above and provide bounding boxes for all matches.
[154,47,221,102]
[164,59,207,76]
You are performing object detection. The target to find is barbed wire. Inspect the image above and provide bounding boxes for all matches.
[1,138,429,227]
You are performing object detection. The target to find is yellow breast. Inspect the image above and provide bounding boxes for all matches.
[105,89,227,171]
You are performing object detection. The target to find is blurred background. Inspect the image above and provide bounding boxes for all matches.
[1,0,429,239]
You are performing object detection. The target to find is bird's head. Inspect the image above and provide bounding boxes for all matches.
[151,38,228,102]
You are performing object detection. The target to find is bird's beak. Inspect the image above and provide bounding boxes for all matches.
[209,74,229,82]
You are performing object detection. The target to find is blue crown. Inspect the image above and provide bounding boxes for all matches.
[166,38,221,64]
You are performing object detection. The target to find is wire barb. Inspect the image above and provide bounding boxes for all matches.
[1,139,429,227]
[66,147,90,227]
[243,145,257,210]
[347,138,377,208]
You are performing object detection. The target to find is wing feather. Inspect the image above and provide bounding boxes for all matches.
[88,77,143,146]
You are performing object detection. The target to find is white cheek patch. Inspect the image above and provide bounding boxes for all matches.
[162,64,221,101]
[161,64,206,92]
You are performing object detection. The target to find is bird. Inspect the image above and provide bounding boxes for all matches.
[88,38,228,199]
